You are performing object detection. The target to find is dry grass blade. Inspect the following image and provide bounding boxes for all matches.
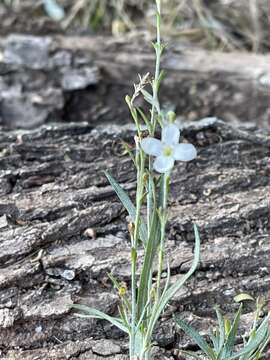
[2,0,270,52]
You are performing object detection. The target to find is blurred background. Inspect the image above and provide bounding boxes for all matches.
[1,0,270,130]
[1,0,270,52]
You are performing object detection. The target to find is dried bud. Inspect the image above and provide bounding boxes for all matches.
[150,287,156,301]
[128,222,135,235]
[118,282,127,297]
[143,172,148,184]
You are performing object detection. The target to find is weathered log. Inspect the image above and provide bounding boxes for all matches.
[1,35,270,130]
[0,117,270,358]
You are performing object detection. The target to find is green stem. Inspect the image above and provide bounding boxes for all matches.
[147,0,162,232]
[139,174,170,359]
[156,173,170,302]
[156,0,161,14]
[143,2,163,356]
[131,1,163,358]
[130,246,137,358]
[150,2,162,132]
[130,141,145,359]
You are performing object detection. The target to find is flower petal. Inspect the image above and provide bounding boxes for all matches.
[153,155,174,173]
[141,138,162,156]
[162,124,180,145]
[173,143,197,161]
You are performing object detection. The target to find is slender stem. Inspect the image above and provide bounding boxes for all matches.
[150,1,162,132]
[131,1,163,358]
[147,0,162,232]
[130,141,145,359]
[156,0,161,15]
[156,173,170,302]
[144,1,163,355]
[140,174,170,359]
[130,247,137,358]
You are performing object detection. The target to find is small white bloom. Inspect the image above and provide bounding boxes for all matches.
[43,0,65,21]
[141,124,197,173]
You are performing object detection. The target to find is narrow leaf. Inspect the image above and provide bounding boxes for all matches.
[105,171,147,244]
[223,304,242,357]
[141,89,154,104]
[180,350,203,359]
[224,317,231,336]
[146,224,200,340]
[162,224,200,303]
[234,293,255,303]
[161,260,171,299]
[175,317,216,360]
[229,325,268,359]
[137,210,160,319]
[214,306,225,357]
[156,70,165,91]
[141,89,159,110]
[209,330,219,353]
[70,304,129,333]
[137,107,151,131]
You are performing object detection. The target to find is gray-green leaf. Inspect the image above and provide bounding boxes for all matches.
[70,304,129,333]
[105,171,147,244]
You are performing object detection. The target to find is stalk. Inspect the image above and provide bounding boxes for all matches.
[72,1,200,359]
[147,0,163,225]
[156,173,170,302]
[150,1,162,132]
[130,245,137,358]
[132,1,165,357]
[146,0,163,324]
[130,137,145,359]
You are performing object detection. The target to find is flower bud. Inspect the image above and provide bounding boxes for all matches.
[118,282,127,297]
[167,110,176,123]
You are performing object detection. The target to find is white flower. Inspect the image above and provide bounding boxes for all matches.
[141,124,197,173]
[43,0,65,21]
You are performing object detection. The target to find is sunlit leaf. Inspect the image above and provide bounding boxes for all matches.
[223,304,242,358]
[234,293,255,303]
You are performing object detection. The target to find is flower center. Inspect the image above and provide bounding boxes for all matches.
[163,146,173,157]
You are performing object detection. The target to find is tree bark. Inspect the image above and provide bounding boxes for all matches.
[0,116,270,359]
